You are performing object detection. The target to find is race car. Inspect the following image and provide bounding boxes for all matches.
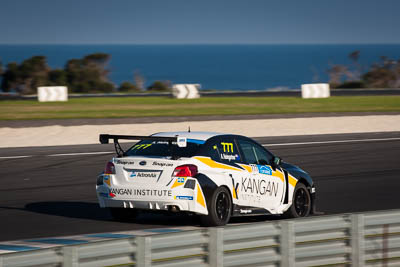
[96,131,316,226]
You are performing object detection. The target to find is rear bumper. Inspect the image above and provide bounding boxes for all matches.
[96,185,208,215]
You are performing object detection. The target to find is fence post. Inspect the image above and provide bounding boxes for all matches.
[209,227,223,267]
[136,236,151,267]
[281,221,295,267]
[63,246,78,267]
[351,214,365,266]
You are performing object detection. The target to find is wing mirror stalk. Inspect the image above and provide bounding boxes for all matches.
[272,156,282,169]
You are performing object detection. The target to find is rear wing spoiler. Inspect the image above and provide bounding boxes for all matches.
[99,134,187,157]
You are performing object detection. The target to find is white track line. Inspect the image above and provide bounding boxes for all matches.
[262,137,400,147]
[0,155,32,159]
[47,152,113,157]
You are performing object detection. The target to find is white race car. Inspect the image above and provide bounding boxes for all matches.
[96,132,316,226]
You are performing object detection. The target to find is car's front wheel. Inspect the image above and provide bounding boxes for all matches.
[285,183,311,218]
[200,186,232,226]
[109,208,137,222]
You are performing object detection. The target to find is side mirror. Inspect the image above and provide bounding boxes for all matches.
[273,156,282,166]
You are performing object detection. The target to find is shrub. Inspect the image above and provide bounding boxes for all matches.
[119,81,140,92]
[147,80,171,92]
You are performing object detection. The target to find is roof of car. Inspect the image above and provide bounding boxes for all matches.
[152,131,224,141]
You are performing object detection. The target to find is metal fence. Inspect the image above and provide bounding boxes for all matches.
[1,209,400,267]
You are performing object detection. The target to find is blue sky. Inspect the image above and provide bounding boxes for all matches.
[0,0,399,44]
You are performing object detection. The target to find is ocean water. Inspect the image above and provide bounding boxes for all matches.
[1,44,400,90]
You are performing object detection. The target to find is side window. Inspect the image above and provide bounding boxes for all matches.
[206,138,241,163]
[237,139,272,165]
[254,145,273,165]
[237,140,258,164]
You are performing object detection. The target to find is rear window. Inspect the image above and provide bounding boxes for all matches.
[125,139,204,158]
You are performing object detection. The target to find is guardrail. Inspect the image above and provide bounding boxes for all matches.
[1,209,400,266]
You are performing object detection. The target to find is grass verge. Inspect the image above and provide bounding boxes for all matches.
[0,96,399,120]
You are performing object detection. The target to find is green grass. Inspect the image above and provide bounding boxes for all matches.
[0,96,399,120]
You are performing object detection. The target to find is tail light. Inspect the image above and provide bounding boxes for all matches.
[173,164,198,177]
[105,162,115,174]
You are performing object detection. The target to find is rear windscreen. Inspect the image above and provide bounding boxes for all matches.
[125,139,204,158]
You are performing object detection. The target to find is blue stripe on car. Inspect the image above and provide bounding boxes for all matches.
[187,139,205,144]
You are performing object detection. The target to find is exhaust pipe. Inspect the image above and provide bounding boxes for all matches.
[168,205,180,212]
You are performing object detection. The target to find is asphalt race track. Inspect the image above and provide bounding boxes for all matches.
[0,132,399,242]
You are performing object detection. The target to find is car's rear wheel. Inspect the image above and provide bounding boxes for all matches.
[109,208,137,221]
[200,186,232,226]
[285,183,311,218]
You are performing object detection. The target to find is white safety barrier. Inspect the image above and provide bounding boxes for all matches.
[301,83,330,98]
[2,209,400,266]
[37,86,68,102]
[172,84,200,99]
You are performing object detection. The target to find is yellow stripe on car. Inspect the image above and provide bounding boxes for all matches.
[196,184,206,208]
[232,186,238,199]
[194,156,242,171]
[238,164,252,173]
[171,177,185,189]
[289,175,298,187]
[272,170,285,182]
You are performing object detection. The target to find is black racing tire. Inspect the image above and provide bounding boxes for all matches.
[285,183,311,218]
[109,208,138,222]
[200,186,232,226]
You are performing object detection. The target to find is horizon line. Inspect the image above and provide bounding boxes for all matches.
[1,43,400,46]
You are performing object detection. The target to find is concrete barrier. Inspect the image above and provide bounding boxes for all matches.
[38,86,68,102]
[172,84,200,99]
[301,83,330,98]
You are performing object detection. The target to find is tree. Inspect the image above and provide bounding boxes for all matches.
[347,50,362,82]
[363,57,400,88]
[134,71,145,91]
[119,81,139,92]
[349,50,360,62]
[48,69,67,86]
[1,62,19,92]
[0,60,4,91]
[20,56,50,94]
[147,80,171,92]
[65,53,115,93]
[327,64,348,88]
[327,51,366,88]
[0,56,50,94]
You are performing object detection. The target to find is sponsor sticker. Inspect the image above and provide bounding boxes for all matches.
[153,161,173,167]
[240,209,252,214]
[130,171,158,178]
[177,177,185,183]
[114,159,133,165]
[221,153,240,161]
[221,142,234,153]
[241,177,279,197]
[177,137,187,147]
[257,165,272,175]
[110,188,172,197]
[175,195,194,200]
[125,168,163,181]
[103,174,111,186]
